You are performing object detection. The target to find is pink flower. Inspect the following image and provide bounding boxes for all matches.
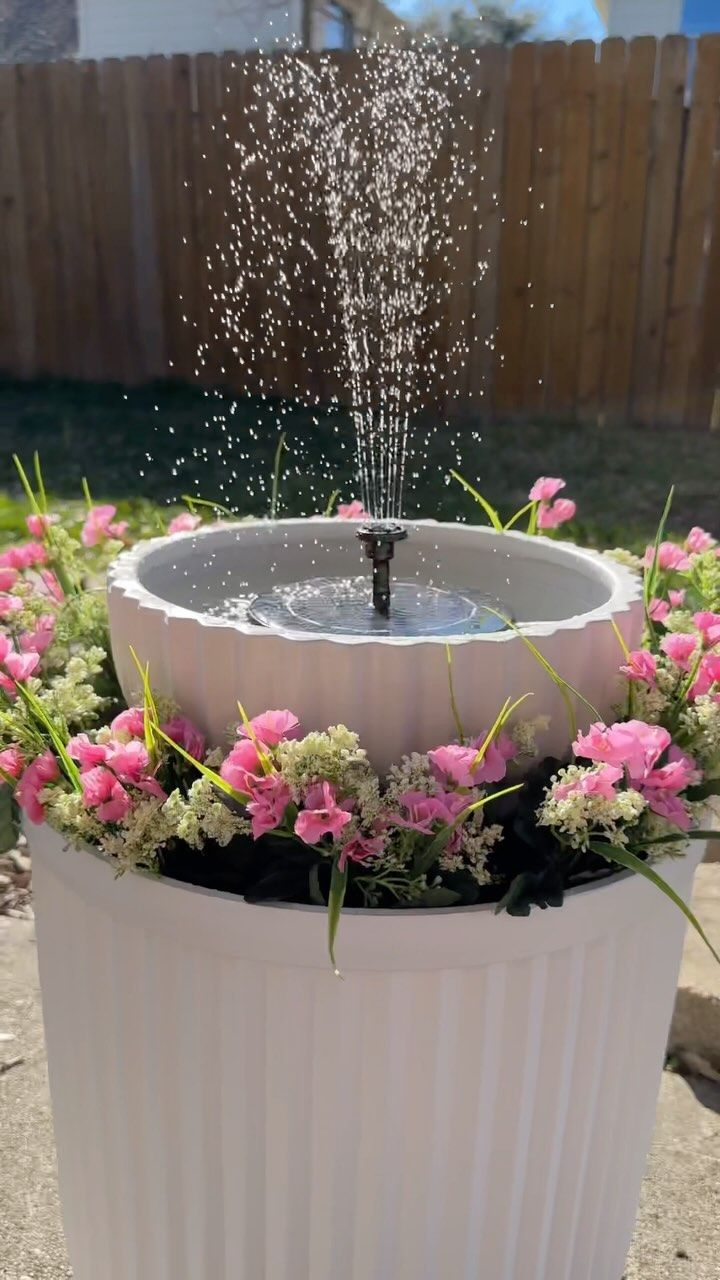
[529,477,565,503]
[620,651,657,686]
[80,766,132,823]
[4,651,40,682]
[643,790,691,830]
[393,789,467,835]
[693,612,720,648]
[0,594,23,618]
[16,751,59,824]
[39,570,64,602]
[245,773,292,839]
[0,568,18,591]
[239,709,300,748]
[168,513,202,535]
[0,541,48,570]
[642,542,691,572]
[685,526,716,555]
[554,763,623,801]
[19,614,55,654]
[338,832,384,871]
[574,720,671,779]
[669,589,686,608]
[104,739,152,785]
[337,501,371,520]
[81,505,128,548]
[429,733,515,788]
[68,733,109,770]
[648,598,670,623]
[26,513,58,538]
[660,632,699,671]
[641,746,700,795]
[690,653,720,700]
[161,716,206,760]
[294,781,353,845]
[0,746,24,779]
[110,707,146,740]
[220,738,264,796]
[537,498,576,530]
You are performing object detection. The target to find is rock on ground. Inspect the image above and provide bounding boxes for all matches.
[1,917,719,1280]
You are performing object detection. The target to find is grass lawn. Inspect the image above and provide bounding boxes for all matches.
[0,378,718,550]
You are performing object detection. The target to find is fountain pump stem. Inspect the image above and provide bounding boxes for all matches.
[356,522,408,617]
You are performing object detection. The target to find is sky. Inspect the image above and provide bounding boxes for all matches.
[393,0,606,40]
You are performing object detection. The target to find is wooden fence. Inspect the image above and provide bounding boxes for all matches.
[0,37,719,428]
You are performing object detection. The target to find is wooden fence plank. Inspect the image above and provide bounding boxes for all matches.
[521,41,567,415]
[468,42,507,411]
[168,54,202,384]
[660,35,720,426]
[494,42,536,415]
[632,36,688,426]
[603,37,656,425]
[686,173,720,429]
[545,40,595,417]
[576,38,626,423]
[100,58,144,384]
[13,62,58,377]
[0,67,34,377]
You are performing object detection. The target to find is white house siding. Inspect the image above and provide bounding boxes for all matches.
[76,0,302,59]
[606,0,683,38]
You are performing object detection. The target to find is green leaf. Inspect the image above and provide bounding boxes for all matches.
[129,646,160,765]
[0,785,18,855]
[444,643,465,744]
[449,470,503,532]
[154,725,250,805]
[323,488,341,518]
[643,487,674,634]
[328,860,348,974]
[503,501,535,532]
[180,493,235,518]
[471,692,533,771]
[308,862,325,906]
[33,452,48,515]
[415,886,462,907]
[590,840,720,966]
[15,684,81,792]
[270,432,288,521]
[12,455,42,516]
[495,868,564,916]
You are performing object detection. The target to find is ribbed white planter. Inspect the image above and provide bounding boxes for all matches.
[29,821,702,1280]
[107,521,643,771]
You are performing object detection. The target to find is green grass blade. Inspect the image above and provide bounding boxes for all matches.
[180,494,235,518]
[81,476,93,512]
[328,860,348,974]
[444,643,465,744]
[128,647,160,765]
[449,471,503,532]
[12,455,42,516]
[471,692,533,771]
[15,684,82,791]
[416,782,524,874]
[323,488,341,517]
[270,432,288,521]
[503,501,535,532]
[33,452,48,515]
[643,487,674,633]
[591,840,720,965]
[154,725,250,804]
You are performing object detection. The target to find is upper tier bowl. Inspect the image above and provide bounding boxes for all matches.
[107,519,644,771]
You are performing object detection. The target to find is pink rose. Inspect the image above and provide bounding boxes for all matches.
[336,500,371,520]
[80,766,132,823]
[239,709,300,748]
[0,595,23,618]
[246,773,292,839]
[68,733,109,770]
[574,720,671,780]
[690,653,720,700]
[19,614,55,654]
[81,505,128,548]
[4,651,40,682]
[110,707,146,741]
[529,477,565,503]
[693,612,720,648]
[39,570,64,602]
[26,513,58,538]
[220,738,264,796]
[104,739,152,785]
[393,789,467,835]
[537,498,576,530]
[168,513,202,535]
[0,568,18,591]
[620,651,657,686]
[294,781,353,845]
[161,716,206,761]
[660,633,699,671]
[554,763,623,802]
[0,746,24,779]
[648,598,670,623]
[669,589,686,608]
[338,833,384,871]
[16,751,59,824]
[642,542,691,572]
[685,527,716,555]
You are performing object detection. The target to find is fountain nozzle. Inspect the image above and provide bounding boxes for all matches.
[356,521,408,617]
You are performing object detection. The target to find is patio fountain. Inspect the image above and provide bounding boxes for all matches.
[27,42,701,1280]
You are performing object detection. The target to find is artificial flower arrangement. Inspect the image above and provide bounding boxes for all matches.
[1,458,719,965]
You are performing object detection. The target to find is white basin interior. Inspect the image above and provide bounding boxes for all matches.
[136,520,621,632]
[108,520,644,770]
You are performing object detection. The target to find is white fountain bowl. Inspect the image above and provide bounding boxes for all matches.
[107,519,644,770]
